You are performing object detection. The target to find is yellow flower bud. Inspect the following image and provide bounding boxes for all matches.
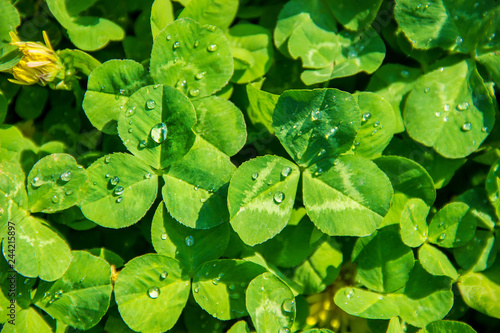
[5,31,64,86]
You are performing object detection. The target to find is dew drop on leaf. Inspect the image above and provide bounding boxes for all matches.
[229,284,235,291]
[317,148,326,157]
[281,167,292,178]
[185,235,194,247]
[193,40,199,48]
[279,328,290,333]
[166,35,171,41]
[195,71,206,80]
[160,271,168,280]
[145,99,156,110]
[150,123,168,144]
[443,104,450,111]
[194,185,199,191]
[105,173,111,178]
[110,176,120,186]
[125,107,136,117]
[153,84,161,89]
[282,298,296,313]
[116,197,123,203]
[147,286,160,299]
[161,233,167,240]
[60,171,72,182]
[119,89,125,95]
[435,112,441,117]
[344,288,354,299]
[144,172,151,179]
[173,41,181,50]
[481,126,488,133]
[456,101,469,111]
[128,128,133,133]
[31,176,42,188]
[311,109,322,120]
[139,140,147,149]
[104,156,111,164]
[438,233,447,241]
[207,44,218,52]
[189,88,200,97]
[461,123,472,132]
[274,192,285,204]
[65,190,73,196]
[400,70,410,78]
[114,186,125,196]
[314,168,323,177]
[194,287,199,293]
[229,293,240,299]
[424,87,430,93]
[52,195,59,203]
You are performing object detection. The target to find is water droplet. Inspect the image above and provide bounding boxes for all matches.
[325,126,338,140]
[481,126,488,133]
[194,287,199,293]
[282,299,296,313]
[279,328,290,333]
[194,185,199,191]
[173,41,181,50]
[435,111,441,117]
[60,171,72,182]
[371,129,378,136]
[116,197,123,203]
[54,290,63,299]
[185,235,194,247]
[166,35,171,41]
[31,176,42,188]
[114,186,125,196]
[195,71,206,80]
[373,121,380,128]
[139,140,147,149]
[189,88,200,97]
[65,190,73,196]
[110,176,120,186]
[443,116,449,122]
[456,101,469,111]
[400,70,410,78]
[144,173,151,179]
[424,87,430,93]
[146,99,156,110]
[444,104,450,111]
[229,293,240,300]
[229,284,236,291]
[161,233,167,240]
[105,173,111,179]
[456,36,463,45]
[281,167,292,178]
[252,172,259,180]
[104,156,111,164]
[128,128,133,133]
[347,49,357,58]
[153,84,161,89]
[119,89,126,95]
[212,278,219,285]
[438,233,447,241]
[207,44,218,52]
[314,168,323,177]
[93,181,97,185]
[461,122,472,132]
[52,196,59,204]
[148,286,160,299]
[125,106,136,117]
[160,272,168,280]
[311,109,322,120]
[274,192,285,204]
[150,123,168,144]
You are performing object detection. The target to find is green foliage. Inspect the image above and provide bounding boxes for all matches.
[1,0,500,332]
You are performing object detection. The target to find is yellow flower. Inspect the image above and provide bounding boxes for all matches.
[5,31,64,86]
